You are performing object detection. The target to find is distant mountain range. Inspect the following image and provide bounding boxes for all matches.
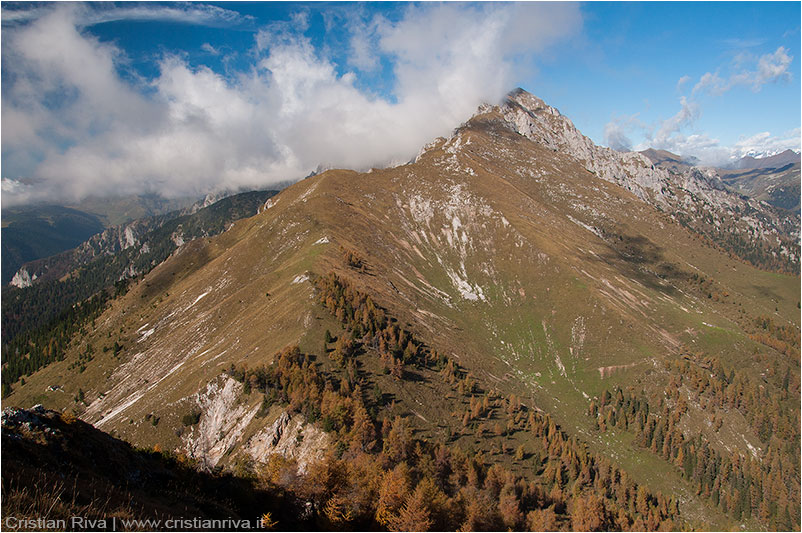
[1,195,200,285]
[1,205,105,285]
[638,148,699,173]
[733,149,801,170]
[719,150,801,212]
[2,190,277,383]
[639,148,801,213]
[8,191,278,289]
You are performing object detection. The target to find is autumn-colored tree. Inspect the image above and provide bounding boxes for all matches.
[571,492,605,531]
[301,452,349,512]
[498,482,524,529]
[414,477,452,531]
[383,416,413,463]
[323,494,353,527]
[458,487,497,532]
[527,506,560,531]
[635,485,651,517]
[390,357,404,380]
[260,512,278,530]
[388,484,433,532]
[330,336,355,367]
[258,453,299,489]
[515,444,526,461]
[349,400,377,453]
[375,462,411,527]
[483,464,507,498]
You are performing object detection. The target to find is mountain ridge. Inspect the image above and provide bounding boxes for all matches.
[637,147,800,214]
[3,88,798,531]
[735,149,801,170]
[497,90,798,272]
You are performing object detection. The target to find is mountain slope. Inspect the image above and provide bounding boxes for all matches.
[639,147,801,214]
[718,162,800,212]
[500,89,798,273]
[1,195,206,285]
[8,190,279,288]
[1,206,105,285]
[639,148,697,174]
[1,190,278,396]
[1,406,294,529]
[4,90,798,530]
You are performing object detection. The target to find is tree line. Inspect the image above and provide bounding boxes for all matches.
[1,280,131,398]
[589,351,799,531]
[227,271,680,530]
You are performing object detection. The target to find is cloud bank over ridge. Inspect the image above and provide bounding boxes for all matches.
[1,3,581,205]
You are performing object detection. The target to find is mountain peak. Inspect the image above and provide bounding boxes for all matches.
[474,90,776,219]
[639,148,699,172]
[484,89,670,203]
[504,88,560,118]
[737,148,801,170]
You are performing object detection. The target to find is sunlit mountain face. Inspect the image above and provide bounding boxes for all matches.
[2,3,799,531]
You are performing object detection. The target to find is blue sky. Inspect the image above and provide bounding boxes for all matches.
[2,2,799,204]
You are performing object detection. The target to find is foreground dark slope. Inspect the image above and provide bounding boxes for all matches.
[4,91,799,530]
[2,406,297,530]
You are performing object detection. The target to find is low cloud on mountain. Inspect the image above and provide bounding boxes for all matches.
[1,3,581,205]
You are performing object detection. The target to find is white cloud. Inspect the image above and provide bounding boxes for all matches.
[201,43,220,56]
[377,3,579,105]
[630,97,734,165]
[755,46,793,88]
[345,13,382,72]
[2,3,582,206]
[604,122,633,152]
[2,5,159,153]
[605,46,798,166]
[638,131,733,167]
[604,97,730,164]
[603,113,647,152]
[732,128,801,159]
[640,128,800,167]
[692,46,794,96]
[2,3,254,28]
[634,46,798,165]
[692,71,727,96]
[605,94,798,166]
[652,96,699,145]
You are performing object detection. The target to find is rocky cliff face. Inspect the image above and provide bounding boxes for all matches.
[179,376,328,471]
[9,267,36,289]
[9,214,173,287]
[495,89,799,272]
